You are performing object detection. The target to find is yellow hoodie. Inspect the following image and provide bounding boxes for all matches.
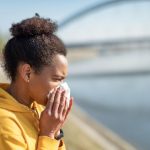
[0,83,66,150]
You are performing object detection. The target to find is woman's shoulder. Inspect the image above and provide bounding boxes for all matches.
[0,110,23,135]
[0,107,16,118]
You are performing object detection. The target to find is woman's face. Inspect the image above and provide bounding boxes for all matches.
[28,54,68,106]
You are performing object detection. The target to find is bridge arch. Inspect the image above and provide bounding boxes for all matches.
[59,0,150,28]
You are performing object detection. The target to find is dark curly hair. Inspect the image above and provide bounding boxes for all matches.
[2,15,67,81]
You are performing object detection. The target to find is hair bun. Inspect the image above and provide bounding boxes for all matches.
[10,14,57,37]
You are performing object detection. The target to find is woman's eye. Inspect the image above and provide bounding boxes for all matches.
[53,78,62,82]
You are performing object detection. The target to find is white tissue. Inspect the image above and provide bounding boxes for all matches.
[60,82,70,108]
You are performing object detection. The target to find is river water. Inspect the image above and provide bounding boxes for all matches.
[67,52,150,150]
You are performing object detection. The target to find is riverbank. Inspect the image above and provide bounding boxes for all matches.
[64,104,136,150]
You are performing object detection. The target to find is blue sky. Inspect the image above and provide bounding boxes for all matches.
[0,0,150,43]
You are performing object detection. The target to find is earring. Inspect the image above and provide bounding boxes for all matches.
[26,78,30,83]
[26,73,30,83]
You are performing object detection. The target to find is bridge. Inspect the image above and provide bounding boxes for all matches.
[66,37,150,53]
[59,0,150,28]
[59,0,150,52]
[57,0,150,78]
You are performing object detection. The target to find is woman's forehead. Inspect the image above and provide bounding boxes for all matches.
[42,55,68,77]
[52,54,68,66]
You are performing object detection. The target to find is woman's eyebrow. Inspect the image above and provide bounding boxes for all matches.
[53,75,66,79]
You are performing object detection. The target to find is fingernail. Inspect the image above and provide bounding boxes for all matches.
[57,87,60,90]
[60,87,65,92]
[62,90,66,95]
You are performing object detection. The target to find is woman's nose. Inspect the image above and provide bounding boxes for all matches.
[50,83,60,91]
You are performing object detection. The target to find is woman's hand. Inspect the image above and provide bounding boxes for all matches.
[39,87,73,139]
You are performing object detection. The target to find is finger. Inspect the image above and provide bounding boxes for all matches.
[51,87,63,116]
[60,97,73,127]
[61,99,68,120]
[58,93,66,115]
[64,97,73,120]
[45,87,58,112]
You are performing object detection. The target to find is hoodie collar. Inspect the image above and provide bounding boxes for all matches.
[0,83,38,113]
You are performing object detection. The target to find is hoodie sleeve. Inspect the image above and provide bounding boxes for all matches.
[0,133,28,150]
[0,117,66,150]
[0,117,28,150]
[0,134,66,150]
[37,136,66,150]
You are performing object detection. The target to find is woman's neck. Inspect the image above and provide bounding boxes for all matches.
[7,81,32,107]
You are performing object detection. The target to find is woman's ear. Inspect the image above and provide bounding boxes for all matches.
[18,63,32,83]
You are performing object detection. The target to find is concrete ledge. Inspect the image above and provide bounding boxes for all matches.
[64,105,137,150]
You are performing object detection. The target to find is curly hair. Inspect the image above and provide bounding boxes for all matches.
[2,15,67,81]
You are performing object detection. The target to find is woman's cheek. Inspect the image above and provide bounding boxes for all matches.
[42,98,48,106]
[48,81,59,91]
[38,93,48,106]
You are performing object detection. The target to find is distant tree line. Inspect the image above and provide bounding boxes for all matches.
[0,34,7,55]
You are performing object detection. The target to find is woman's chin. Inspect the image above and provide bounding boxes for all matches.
[44,98,48,106]
[36,98,48,106]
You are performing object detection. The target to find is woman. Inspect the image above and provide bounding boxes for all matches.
[0,15,73,150]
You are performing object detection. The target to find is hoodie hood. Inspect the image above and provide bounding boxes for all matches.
[0,83,38,113]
